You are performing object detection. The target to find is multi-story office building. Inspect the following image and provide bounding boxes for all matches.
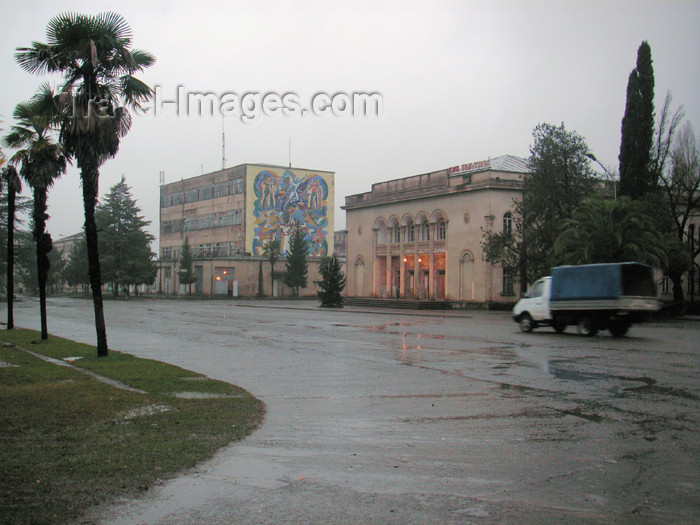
[158,163,335,296]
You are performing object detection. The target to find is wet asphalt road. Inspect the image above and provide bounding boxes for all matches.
[4,297,700,524]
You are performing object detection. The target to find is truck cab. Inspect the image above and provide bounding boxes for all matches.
[512,277,556,333]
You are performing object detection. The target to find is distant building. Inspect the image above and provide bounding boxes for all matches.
[342,155,529,303]
[333,230,347,258]
[158,163,335,296]
[53,232,84,259]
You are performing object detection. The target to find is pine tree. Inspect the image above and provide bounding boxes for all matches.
[178,236,197,295]
[619,41,655,198]
[284,221,308,296]
[317,254,346,307]
[95,177,156,297]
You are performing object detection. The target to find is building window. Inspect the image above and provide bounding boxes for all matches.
[391,224,400,243]
[437,219,446,240]
[503,212,513,235]
[214,181,229,197]
[503,269,514,296]
[661,276,670,294]
[406,220,415,242]
[421,220,430,241]
[200,186,214,200]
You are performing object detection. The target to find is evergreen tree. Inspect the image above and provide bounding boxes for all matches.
[482,123,595,289]
[178,237,197,295]
[95,177,156,297]
[317,254,346,307]
[284,221,308,296]
[619,41,655,198]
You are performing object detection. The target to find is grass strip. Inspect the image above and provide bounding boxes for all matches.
[0,328,265,525]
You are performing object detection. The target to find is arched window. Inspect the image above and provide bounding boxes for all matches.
[503,212,513,235]
[437,219,447,240]
[502,268,514,296]
[406,220,415,242]
[421,220,430,241]
[391,224,400,243]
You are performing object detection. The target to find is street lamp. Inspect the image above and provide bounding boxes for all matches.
[586,152,617,200]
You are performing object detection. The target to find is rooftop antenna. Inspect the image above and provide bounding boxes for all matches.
[222,117,226,170]
[159,170,165,185]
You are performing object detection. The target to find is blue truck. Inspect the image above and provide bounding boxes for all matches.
[512,262,661,337]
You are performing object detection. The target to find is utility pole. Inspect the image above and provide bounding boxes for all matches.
[222,117,226,170]
[586,153,617,200]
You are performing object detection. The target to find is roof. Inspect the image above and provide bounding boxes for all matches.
[54,232,84,243]
[488,155,531,174]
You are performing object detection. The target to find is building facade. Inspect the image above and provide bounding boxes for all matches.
[158,163,335,296]
[342,155,529,304]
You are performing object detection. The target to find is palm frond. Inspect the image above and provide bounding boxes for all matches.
[15,42,56,74]
[130,49,156,69]
[120,75,154,109]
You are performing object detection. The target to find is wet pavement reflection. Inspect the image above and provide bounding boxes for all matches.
[4,297,699,524]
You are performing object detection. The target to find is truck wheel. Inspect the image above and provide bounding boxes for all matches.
[519,314,535,333]
[609,320,630,337]
[577,316,598,337]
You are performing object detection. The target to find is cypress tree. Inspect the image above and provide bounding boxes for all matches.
[178,237,197,295]
[284,221,309,296]
[619,41,655,198]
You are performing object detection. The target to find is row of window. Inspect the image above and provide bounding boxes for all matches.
[161,178,244,208]
[161,210,243,234]
[385,218,448,243]
[161,241,244,261]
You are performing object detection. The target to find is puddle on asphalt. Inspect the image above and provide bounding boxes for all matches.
[548,362,618,383]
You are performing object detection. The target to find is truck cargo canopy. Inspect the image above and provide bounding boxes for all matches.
[550,263,656,301]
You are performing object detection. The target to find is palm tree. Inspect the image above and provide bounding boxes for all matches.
[16,12,155,356]
[2,165,22,329]
[554,196,667,268]
[4,89,68,339]
[262,239,281,297]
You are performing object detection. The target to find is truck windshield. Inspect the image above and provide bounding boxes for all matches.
[526,280,543,298]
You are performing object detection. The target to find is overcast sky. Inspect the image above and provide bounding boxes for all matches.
[1,0,699,243]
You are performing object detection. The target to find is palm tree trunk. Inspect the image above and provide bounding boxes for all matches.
[33,187,50,340]
[7,182,16,330]
[81,169,109,357]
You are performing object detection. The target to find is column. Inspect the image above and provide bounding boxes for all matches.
[372,228,378,297]
[399,226,406,298]
[428,222,435,299]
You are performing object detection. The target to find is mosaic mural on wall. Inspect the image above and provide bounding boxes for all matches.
[251,169,331,257]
